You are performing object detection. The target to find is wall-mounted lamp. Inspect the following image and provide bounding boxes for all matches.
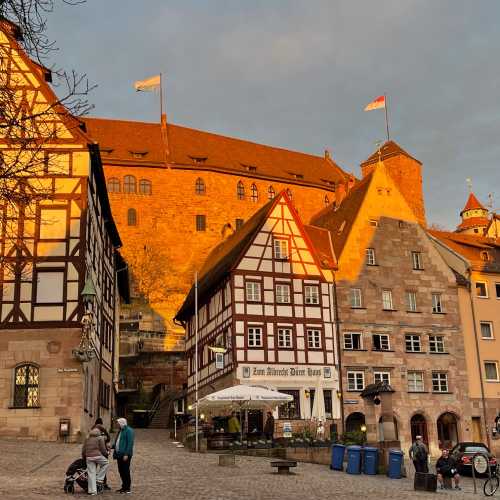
[360,424,367,433]
[81,277,96,305]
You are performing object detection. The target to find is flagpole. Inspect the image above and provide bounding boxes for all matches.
[160,72,164,121]
[384,93,390,141]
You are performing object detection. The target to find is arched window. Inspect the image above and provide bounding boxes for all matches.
[195,178,206,195]
[127,208,137,226]
[250,183,258,202]
[107,178,120,193]
[237,181,245,200]
[286,188,293,200]
[324,195,329,206]
[268,185,275,200]
[123,175,136,193]
[139,179,152,195]
[13,363,39,408]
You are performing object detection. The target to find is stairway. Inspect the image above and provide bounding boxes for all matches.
[148,397,174,429]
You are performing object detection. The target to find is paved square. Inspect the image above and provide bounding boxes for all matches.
[0,430,484,499]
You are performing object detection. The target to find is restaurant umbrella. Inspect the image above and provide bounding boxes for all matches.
[193,385,293,441]
[311,378,326,438]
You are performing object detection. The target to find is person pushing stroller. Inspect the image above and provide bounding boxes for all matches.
[82,427,109,495]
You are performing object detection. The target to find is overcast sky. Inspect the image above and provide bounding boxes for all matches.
[45,0,500,228]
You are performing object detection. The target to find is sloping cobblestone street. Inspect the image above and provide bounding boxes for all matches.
[0,429,484,499]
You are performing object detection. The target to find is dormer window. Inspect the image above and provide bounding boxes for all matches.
[241,164,257,172]
[369,219,378,227]
[321,179,336,191]
[130,151,148,158]
[268,185,275,200]
[289,172,303,180]
[101,147,114,155]
[481,251,490,261]
[324,196,329,206]
[190,156,207,164]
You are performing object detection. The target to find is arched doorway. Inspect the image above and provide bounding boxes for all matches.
[410,414,429,445]
[345,412,366,433]
[437,412,459,449]
[378,416,399,441]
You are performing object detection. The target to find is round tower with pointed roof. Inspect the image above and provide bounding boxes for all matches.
[456,192,490,235]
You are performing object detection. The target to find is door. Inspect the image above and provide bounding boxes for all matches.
[472,417,482,442]
[410,414,429,446]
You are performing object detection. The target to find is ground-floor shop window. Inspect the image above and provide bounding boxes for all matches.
[278,390,301,419]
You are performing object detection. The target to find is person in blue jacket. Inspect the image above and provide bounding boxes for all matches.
[112,418,135,494]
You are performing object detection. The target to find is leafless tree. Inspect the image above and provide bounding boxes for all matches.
[0,0,94,270]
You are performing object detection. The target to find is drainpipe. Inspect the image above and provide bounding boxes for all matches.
[467,269,491,448]
[332,274,345,436]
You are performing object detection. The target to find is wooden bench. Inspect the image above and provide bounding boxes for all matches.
[270,460,297,474]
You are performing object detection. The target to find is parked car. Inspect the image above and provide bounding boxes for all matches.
[450,442,496,476]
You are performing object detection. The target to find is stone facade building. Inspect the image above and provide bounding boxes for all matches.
[0,20,126,441]
[311,156,473,455]
[175,192,341,436]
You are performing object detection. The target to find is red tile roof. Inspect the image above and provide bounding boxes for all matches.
[303,225,337,269]
[456,216,490,231]
[310,173,373,258]
[361,140,421,166]
[82,117,349,189]
[429,230,500,272]
[461,192,486,214]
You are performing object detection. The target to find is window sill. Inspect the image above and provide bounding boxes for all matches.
[432,312,447,315]
[247,346,264,349]
[481,338,495,341]
[8,406,41,409]
[406,310,422,314]
[476,296,489,299]
[372,349,395,353]
[405,351,426,354]
[382,309,398,312]
[432,391,452,394]
[429,351,449,355]
[304,303,321,307]
[276,302,292,306]
[307,347,323,351]
[407,391,428,394]
[412,268,425,272]
[366,264,379,267]
[277,347,294,351]
[485,380,500,383]
[351,307,367,310]
[343,349,368,352]
[346,390,363,393]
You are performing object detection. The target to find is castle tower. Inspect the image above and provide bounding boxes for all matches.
[456,192,490,235]
[360,140,426,226]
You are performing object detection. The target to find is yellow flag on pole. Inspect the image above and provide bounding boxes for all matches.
[134,75,161,92]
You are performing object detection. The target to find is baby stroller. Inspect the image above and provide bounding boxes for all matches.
[64,458,88,494]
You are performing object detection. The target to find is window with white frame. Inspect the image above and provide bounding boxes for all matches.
[374,372,391,385]
[432,372,449,392]
[496,283,500,299]
[429,335,445,353]
[350,288,363,308]
[307,329,322,349]
[411,251,424,270]
[304,285,320,304]
[406,291,418,312]
[432,293,444,313]
[405,334,421,352]
[476,282,488,298]
[344,332,362,350]
[347,371,365,391]
[245,282,261,302]
[485,362,499,381]
[273,239,289,260]
[382,289,394,310]
[366,248,376,265]
[480,321,494,339]
[372,334,390,351]
[278,328,293,348]
[407,371,424,392]
[276,284,291,304]
[248,327,263,347]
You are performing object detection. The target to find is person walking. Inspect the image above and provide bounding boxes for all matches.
[264,411,275,442]
[93,418,111,491]
[82,428,109,496]
[112,417,134,494]
[227,412,241,440]
[409,435,429,473]
[436,448,461,490]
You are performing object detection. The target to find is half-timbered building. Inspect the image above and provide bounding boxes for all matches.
[0,19,126,441]
[175,192,341,435]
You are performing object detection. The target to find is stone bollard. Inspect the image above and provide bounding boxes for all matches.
[219,454,236,466]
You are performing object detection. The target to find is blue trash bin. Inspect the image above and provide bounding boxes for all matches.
[346,445,362,474]
[331,444,346,471]
[363,447,379,475]
[388,449,404,479]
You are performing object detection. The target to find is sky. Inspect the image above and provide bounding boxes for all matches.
[43,0,500,228]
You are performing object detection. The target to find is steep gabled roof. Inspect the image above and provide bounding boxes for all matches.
[303,225,337,269]
[175,195,279,321]
[457,217,489,232]
[82,117,349,188]
[309,172,373,258]
[461,192,487,214]
[361,140,422,167]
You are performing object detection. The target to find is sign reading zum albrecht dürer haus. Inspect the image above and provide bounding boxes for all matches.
[238,365,336,380]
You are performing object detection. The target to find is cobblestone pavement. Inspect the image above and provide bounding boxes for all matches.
[0,429,487,499]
